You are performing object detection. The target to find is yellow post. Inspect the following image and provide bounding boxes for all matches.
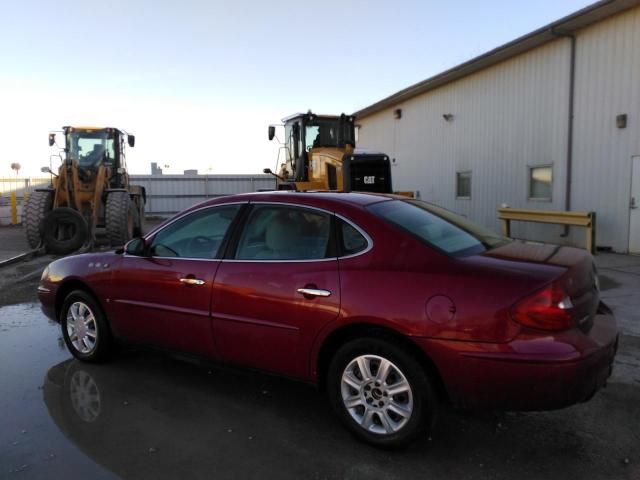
[10,191,17,225]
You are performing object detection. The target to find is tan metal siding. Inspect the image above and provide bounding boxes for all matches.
[358,40,571,242]
[571,7,640,251]
[358,6,640,251]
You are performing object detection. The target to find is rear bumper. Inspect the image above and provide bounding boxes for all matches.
[415,305,618,410]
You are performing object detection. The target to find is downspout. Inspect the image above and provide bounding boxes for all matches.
[551,28,576,236]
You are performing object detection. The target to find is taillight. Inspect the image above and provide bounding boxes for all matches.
[510,282,575,331]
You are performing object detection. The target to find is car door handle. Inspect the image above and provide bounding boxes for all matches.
[297,288,331,298]
[180,277,205,286]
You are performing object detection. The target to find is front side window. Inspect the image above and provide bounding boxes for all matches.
[285,123,296,167]
[285,122,302,178]
[305,125,320,151]
[368,199,509,257]
[150,205,241,259]
[236,205,331,260]
[529,165,552,200]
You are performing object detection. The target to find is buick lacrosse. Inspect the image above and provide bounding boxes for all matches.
[38,192,618,447]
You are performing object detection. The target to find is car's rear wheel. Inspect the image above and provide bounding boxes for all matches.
[60,290,112,363]
[327,337,437,448]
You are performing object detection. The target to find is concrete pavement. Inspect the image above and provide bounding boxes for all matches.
[0,225,30,262]
[0,229,638,479]
[595,253,640,337]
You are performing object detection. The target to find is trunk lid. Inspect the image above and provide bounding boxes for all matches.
[483,241,600,332]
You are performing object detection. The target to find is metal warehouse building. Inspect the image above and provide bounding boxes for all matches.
[355,0,640,254]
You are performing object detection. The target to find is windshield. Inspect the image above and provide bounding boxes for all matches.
[368,199,510,257]
[67,130,115,168]
[305,118,355,150]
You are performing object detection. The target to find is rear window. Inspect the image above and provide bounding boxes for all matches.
[367,199,509,257]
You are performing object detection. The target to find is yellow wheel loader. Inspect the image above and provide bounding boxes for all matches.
[265,112,393,193]
[24,127,145,254]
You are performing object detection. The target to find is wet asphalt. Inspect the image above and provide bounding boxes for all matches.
[0,229,639,479]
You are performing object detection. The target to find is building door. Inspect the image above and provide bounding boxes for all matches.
[630,156,640,254]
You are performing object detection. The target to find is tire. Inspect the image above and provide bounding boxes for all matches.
[23,190,53,248]
[105,191,134,246]
[42,207,88,254]
[60,290,112,363]
[326,337,437,448]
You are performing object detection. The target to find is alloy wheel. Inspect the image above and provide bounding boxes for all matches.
[66,301,98,354]
[340,354,414,435]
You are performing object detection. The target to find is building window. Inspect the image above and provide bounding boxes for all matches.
[456,171,471,198]
[529,165,552,201]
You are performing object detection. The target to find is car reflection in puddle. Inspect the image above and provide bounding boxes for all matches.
[42,354,361,480]
[68,369,102,423]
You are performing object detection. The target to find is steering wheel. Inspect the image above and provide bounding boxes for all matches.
[152,243,179,257]
[187,236,218,257]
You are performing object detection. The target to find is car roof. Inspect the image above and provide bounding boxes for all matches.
[197,191,403,210]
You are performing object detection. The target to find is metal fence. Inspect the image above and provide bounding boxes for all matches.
[132,175,275,215]
[0,174,276,215]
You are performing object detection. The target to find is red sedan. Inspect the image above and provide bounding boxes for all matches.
[38,192,618,447]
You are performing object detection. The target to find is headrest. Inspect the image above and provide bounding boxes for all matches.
[265,217,295,252]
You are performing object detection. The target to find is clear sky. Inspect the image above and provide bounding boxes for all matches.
[0,0,594,177]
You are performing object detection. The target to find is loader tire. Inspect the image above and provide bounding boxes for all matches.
[42,207,88,254]
[24,190,53,249]
[105,192,134,246]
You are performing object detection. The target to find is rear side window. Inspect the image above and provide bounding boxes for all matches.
[368,200,508,256]
[236,205,331,260]
[339,220,369,256]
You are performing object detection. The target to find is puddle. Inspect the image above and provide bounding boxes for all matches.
[1,303,640,480]
[0,303,116,479]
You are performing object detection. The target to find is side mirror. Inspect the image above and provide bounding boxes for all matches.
[124,237,146,256]
[263,168,273,174]
[41,166,51,173]
[128,135,136,147]
[48,133,56,147]
[268,125,275,141]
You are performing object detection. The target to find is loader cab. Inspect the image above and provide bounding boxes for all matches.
[62,127,135,187]
[282,113,356,182]
[268,111,392,193]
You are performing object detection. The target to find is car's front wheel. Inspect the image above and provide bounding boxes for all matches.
[61,290,112,363]
[327,337,437,448]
